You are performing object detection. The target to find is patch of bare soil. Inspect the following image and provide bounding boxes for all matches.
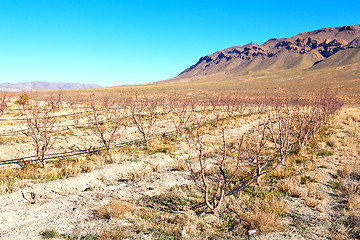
[0,153,191,239]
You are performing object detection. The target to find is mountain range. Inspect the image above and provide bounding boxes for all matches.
[172,24,360,81]
[0,81,102,91]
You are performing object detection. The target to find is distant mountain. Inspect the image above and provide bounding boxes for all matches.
[0,81,102,91]
[172,24,360,80]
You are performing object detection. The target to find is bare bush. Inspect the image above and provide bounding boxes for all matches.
[130,98,158,146]
[21,99,57,167]
[291,106,324,148]
[208,95,222,122]
[67,96,82,125]
[47,91,63,111]
[267,108,293,165]
[243,121,271,185]
[169,98,195,136]
[223,96,237,118]
[90,97,127,157]
[191,101,209,128]
[187,128,246,214]
[0,91,10,115]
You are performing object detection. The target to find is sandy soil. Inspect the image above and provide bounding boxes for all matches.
[0,153,191,239]
[1,107,357,240]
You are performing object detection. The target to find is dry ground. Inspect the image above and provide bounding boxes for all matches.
[0,106,358,239]
[15,62,360,105]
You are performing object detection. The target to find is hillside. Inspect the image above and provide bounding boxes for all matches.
[173,24,360,80]
[12,25,360,102]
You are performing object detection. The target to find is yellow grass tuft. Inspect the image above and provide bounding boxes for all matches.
[94,199,133,220]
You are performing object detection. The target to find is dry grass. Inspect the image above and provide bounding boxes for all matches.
[0,155,100,194]
[131,208,203,238]
[40,228,59,239]
[171,157,188,171]
[27,60,360,101]
[127,168,152,181]
[147,137,177,155]
[94,199,133,220]
[346,194,360,211]
[303,196,321,208]
[120,187,221,238]
[55,157,97,177]
[339,174,360,236]
[96,228,127,240]
[279,177,324,208]
[0,136,26,144]
[150,163,165,172]
[241,210,283,233]
[0,97,356,239]
[307,182,325,200]
[235,187,288,233]
[268,165,295,179]
[328,224,352,240]
[278,177,306,197]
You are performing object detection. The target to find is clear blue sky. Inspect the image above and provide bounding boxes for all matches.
[0,0,359,87]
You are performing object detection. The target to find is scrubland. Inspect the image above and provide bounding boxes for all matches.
[0,91,359,240]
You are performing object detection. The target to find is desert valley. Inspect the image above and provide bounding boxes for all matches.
[0,24,359,240]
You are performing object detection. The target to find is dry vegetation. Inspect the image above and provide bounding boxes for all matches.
[0,90,359,240]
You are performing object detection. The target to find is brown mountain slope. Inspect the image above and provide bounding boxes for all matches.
[28,25,360,102]
[174,24,360,80]
[311,48,360,69]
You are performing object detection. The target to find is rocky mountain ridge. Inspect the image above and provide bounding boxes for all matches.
[176,24,360,79]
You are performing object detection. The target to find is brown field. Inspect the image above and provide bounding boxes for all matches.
[5,60,360,105]
[0,66,359,240]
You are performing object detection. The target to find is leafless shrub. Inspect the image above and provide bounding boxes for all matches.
[67,96,82,125]
[290,93,343,149]
[209,95,222,122]
[130,98,158,146]
[291,106,324,148]
[187,128,246,214]
[0,91,10,115]
[90,97,127,157]
[243,121,271,185]
[191,101,209,128]
[159,96,171,114]
[47,91,63,111]
[223,96,237,118]
[267,108,293,165]
[21,99,57,167]
[169,98,195,136]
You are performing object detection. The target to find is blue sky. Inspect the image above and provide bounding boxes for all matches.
[0,0,359,87]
